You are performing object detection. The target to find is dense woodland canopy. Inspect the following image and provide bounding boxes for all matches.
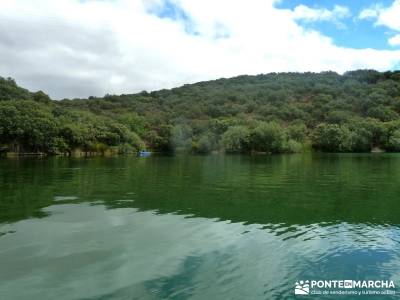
[1,70,400,155]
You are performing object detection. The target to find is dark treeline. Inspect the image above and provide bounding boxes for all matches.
[1,70,400,155]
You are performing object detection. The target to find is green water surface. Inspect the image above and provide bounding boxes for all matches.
[1,154,400,299]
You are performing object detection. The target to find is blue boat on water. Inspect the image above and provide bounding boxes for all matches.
[138,150,151,157]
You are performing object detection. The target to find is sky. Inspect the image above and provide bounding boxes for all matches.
[0,0,400,99]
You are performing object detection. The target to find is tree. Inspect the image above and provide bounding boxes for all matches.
[0,77,32,101]
[193,133,214,153]
[171,124,192,152]
[32,91,51,103]
[387,129,400,151]
[287,122,307,143]
[312,124,353,152]
[2,70,400,155]
[367,106,399,122]
[0,100,59,153]
[250,122,286,153]
[222,126,250,153]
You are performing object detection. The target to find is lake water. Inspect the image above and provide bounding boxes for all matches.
[1,154,400,299]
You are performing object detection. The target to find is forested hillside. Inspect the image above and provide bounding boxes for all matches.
[1,70,400,155]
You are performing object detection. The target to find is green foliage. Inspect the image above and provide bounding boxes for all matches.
[367,106,399,122]
[287,122,307,142]
[250,122,286,153]
[32,91,51,103]
[171,124,192,152]
[50,137,69,154]
[381,121,400,152]
[346,120,374,152]
[0,100,59,152]
[117,113,146,136]
[0,77,32,101]
[193,133,215,153]
[2,70,400,155]
[284,139,304,153]
[387,129,400,151]
[222,126,250,153]
[0,99,144,154]
[312,124,353,152]
[326,110,352,124]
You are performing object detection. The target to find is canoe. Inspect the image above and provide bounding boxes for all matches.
[138,151,151,157]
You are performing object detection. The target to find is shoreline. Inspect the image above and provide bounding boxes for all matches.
[0,149,391,158]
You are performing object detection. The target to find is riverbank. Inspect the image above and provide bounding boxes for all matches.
[1,148,389,158]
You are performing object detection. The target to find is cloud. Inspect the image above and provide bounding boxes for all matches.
[359,5,380,20]
[389,34,400,46]
[359,1,400,30]
[292,4,351,23]
[359,0,400,46]
[0,0,399,99]
[374,0,400,31]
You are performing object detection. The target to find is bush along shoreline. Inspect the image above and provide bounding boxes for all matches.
[1,70,400,156]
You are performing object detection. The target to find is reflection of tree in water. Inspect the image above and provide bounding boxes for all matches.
[144,255,204,300]
[79,253,223,300]
[142,248,246,300]
[3,155,400,227]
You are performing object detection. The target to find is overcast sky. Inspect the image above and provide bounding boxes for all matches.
[0,0,400,99]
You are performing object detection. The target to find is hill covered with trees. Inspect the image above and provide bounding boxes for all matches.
[1,70,400,155]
